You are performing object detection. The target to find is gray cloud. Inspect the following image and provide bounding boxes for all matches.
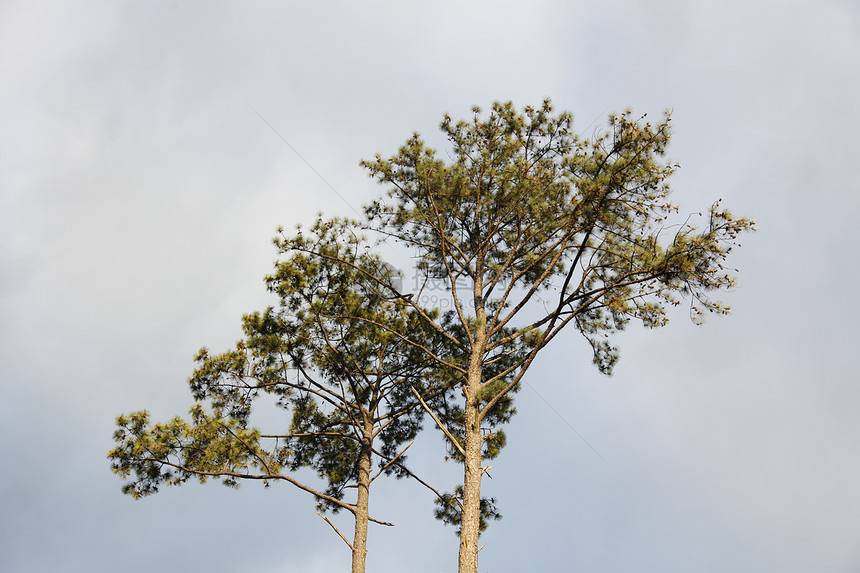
[2,1,859,571]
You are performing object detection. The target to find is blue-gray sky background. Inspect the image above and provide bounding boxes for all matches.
[2,1,859,572]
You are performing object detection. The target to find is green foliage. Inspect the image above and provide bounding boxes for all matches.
[362,99,754,380]
[110,407,271,496]
[433,485,502,535]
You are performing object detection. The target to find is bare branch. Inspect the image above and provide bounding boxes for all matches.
[316,512,353,551]
[411,387,465,457]
[370,446,460,510]
[370,439,414,484]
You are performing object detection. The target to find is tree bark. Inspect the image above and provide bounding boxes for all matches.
[458,310,487,573]
[457,396,483,573]
[351,435,373,573]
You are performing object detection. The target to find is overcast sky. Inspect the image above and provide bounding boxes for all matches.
[2,1,859,572]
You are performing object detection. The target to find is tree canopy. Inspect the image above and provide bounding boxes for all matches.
[358,100,754,573]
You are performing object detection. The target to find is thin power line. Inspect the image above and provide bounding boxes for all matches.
[253,108,363,217]
[525,381,608,464]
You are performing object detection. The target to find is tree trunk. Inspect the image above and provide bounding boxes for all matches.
[351,436,373,573]
[458,312,487,573]
[457,397,483,573]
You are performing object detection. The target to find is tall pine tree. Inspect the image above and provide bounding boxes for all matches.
[109,218,447,573]
[358,100,755,573]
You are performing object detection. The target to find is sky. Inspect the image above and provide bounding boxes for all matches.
[1,1,859,572]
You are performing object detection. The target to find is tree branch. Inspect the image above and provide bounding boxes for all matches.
[316,512,353,551]
[411,387,465,458]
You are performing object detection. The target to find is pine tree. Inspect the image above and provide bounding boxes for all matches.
[109,218,447,573]
[358,100,755,573]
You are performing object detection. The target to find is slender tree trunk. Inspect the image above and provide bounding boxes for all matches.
[458,311,487,573]
[351,436,373,573]
[457,396,483,573]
